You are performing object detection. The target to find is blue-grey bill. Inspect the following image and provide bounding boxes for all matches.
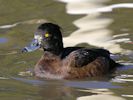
[22,39,40,52]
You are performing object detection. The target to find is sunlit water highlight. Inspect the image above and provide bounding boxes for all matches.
[57,0,133,54]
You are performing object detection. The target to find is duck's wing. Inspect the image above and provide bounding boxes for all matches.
[66,57,110,79]
[67,48,110,68]
[63,48,119,79]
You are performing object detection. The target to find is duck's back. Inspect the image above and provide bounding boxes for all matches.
[60,47,119,79]
[61,47,117,69]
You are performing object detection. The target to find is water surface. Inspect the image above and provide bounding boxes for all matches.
[0,0,133,100]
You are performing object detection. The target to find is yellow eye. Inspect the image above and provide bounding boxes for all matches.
[44,32,49,38]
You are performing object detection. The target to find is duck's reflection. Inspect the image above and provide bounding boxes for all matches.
[39,81,95,100]
[39,81,125,100]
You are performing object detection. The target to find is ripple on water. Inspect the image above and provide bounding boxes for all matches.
[65,81,121,89]
[111,74,133,83]
[0,77,9,80]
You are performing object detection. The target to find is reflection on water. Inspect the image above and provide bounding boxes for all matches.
[39,81,124,100]
[38,82,94,100]
[60,0,133,54]
[0,76,9,80]
[0,77,129,100]
[65,81,121,89]
[0,19,47,29]
[0,37,8,43]
[112,74,133,83]
[0,0,133,100]
[77,89,126,100]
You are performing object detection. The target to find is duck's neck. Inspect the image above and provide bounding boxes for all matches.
[43,42,64,56]
[43,47,63,56]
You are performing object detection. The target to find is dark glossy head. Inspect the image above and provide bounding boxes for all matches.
[22,23,64,55]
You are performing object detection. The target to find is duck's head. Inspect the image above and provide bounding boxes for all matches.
[22,23,64,55]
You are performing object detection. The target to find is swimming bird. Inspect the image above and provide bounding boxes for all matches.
[22,23,120,79]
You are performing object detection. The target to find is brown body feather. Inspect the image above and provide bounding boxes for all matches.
[34,51,111,79]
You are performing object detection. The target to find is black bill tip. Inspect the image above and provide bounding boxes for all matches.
[21,48,28,53]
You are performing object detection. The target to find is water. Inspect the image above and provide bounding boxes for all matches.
[0,0,133,100]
